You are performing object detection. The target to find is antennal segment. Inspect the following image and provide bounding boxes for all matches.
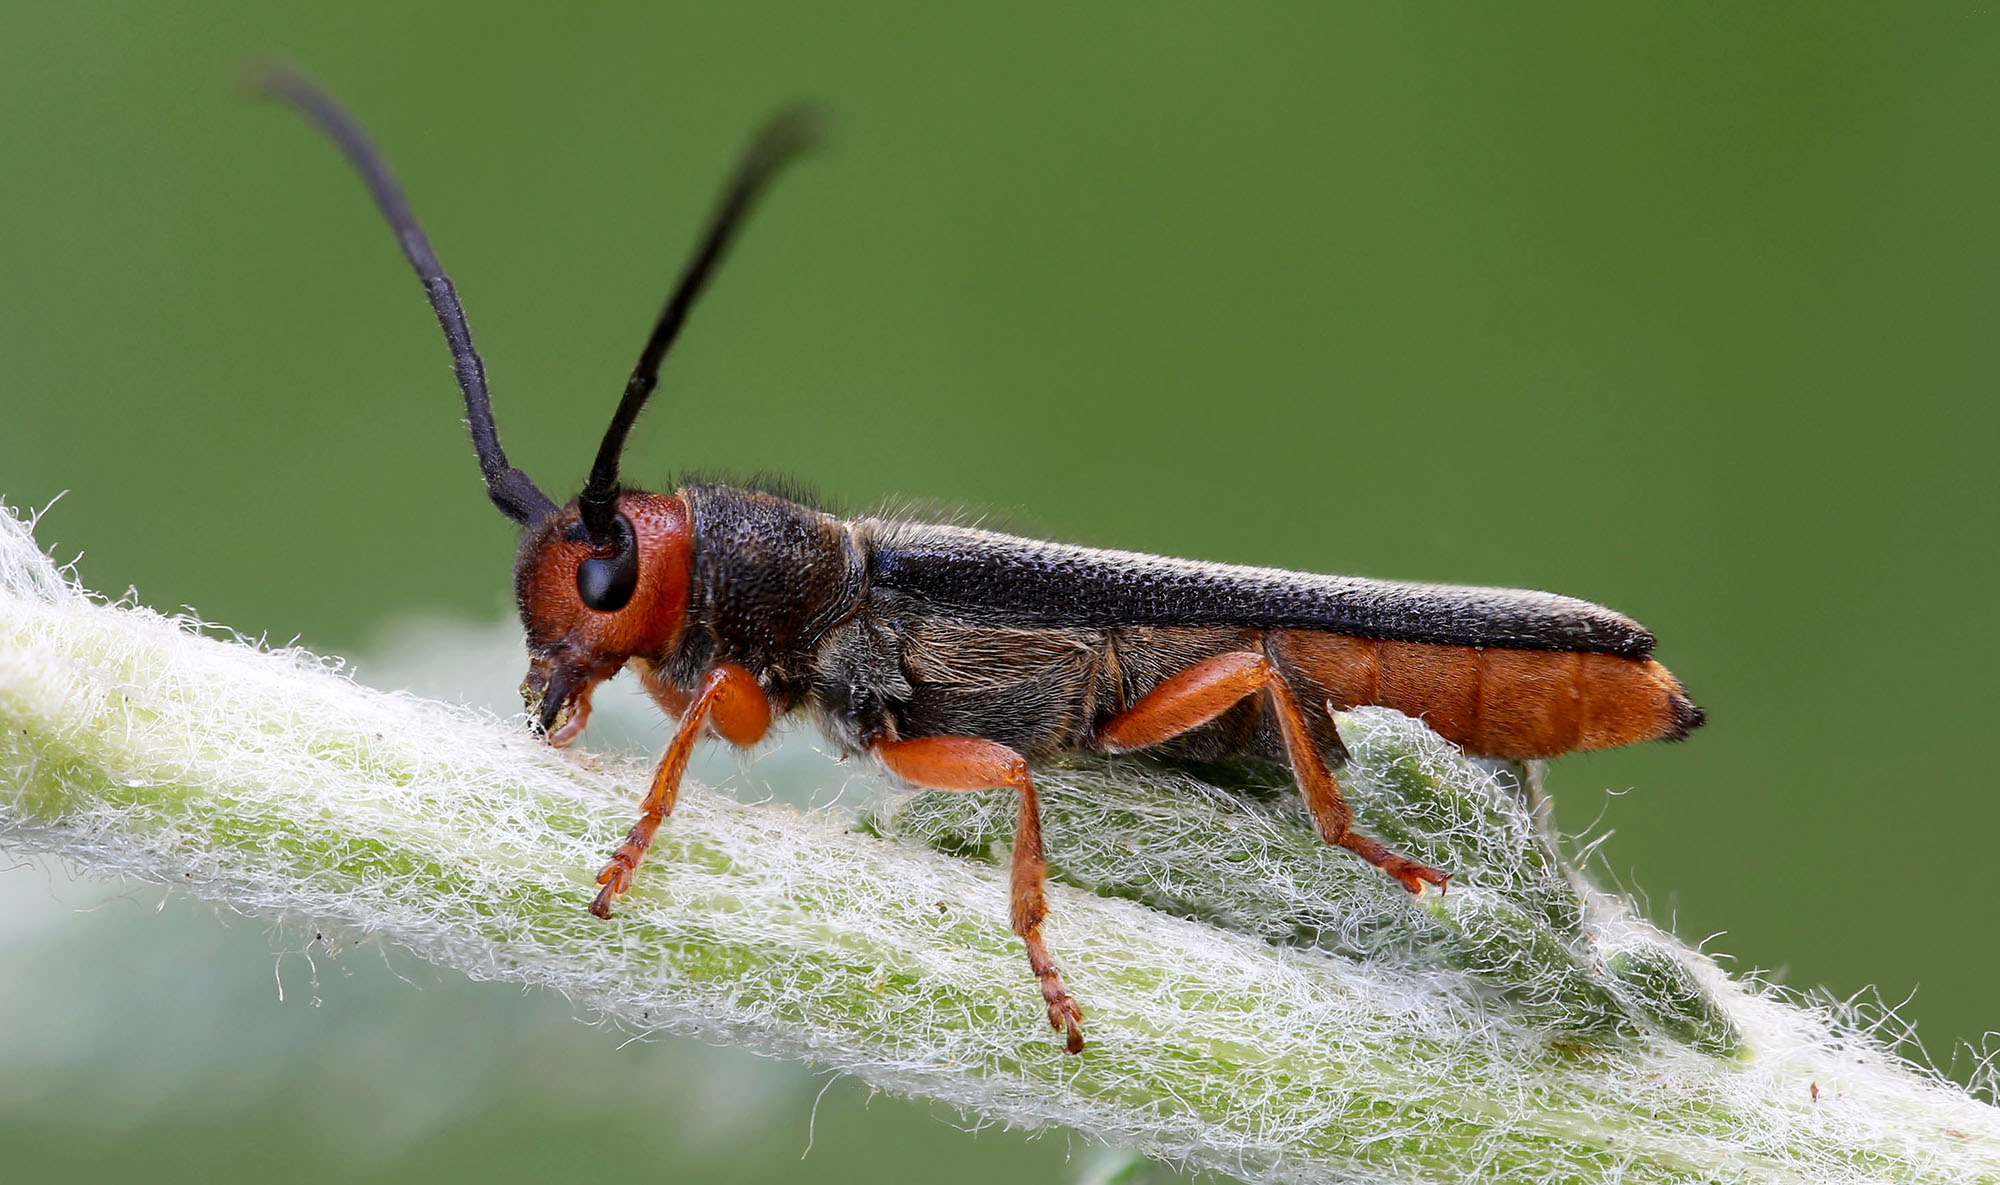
[255,64,557,525]
[577,105,823,540]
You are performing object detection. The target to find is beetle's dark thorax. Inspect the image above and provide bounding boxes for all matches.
[663,483,865,708]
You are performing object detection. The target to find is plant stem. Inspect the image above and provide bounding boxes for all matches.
[2,503,1995,1184]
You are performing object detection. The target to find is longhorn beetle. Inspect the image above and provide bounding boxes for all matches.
[262,68,1703,1054]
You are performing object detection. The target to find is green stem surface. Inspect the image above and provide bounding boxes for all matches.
[2,503,1995,1185]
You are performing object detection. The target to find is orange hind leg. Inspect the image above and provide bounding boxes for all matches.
[1095,648,1449,894]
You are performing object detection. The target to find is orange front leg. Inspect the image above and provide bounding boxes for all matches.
[589,662,769,919]
[876,736,1085,1054]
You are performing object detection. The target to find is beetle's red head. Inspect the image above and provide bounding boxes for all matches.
[514,493,693,745]
[262,68,816,743]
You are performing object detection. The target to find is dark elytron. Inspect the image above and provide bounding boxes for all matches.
[264,69,1703,1054]
[866,520,1660,658]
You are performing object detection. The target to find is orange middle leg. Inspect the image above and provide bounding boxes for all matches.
[590,662,769,919]
[1094,648,1449,895]
[875,735,1085,1054]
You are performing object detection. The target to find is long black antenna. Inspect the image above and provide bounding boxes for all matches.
[256,64,557,525]
[577,105,822,540]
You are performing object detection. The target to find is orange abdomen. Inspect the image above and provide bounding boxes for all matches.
[1269,630,1702,760]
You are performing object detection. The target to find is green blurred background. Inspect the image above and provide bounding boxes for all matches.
[3,3,1996,1182]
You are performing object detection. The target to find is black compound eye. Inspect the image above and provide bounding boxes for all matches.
[575,512,639,611]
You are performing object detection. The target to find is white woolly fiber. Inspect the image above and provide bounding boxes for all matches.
[1,500,1995,1184]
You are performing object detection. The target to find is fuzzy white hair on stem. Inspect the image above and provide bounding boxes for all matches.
[1,499,1996,1184]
